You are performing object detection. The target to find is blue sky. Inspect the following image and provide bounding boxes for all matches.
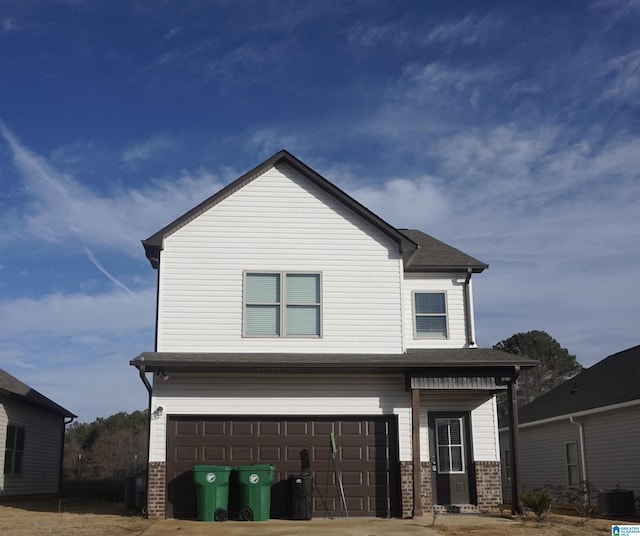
[1,0,639,423]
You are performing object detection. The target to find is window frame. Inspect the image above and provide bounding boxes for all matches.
[412,291,449,339]
[4,424,25,477]
[435,417,465,474]
[243,271,322,338]
[565,441,580,487]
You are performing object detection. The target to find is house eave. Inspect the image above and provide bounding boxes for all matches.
[130,349,537,375]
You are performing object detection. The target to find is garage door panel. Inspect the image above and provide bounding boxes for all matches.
[166,416,399,519]
[175,446,198,462]
[286,421,308,434]
[259,421,281,435]
[203,421,226,435]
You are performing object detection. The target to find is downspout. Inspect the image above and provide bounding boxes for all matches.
[138,363,153,514]
[60,416,76,495]
[569,416,588,483]
[507,365,522,515]
[463,268,474,347]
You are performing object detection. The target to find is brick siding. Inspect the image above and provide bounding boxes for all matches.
[400,461,432,517]
[475,460,502,512]
[146,462,166,519]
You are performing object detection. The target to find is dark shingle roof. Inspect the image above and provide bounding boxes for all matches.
[130,348,537,374]
[518,344,640,424]
[142,150,487,274]
[0,369,76,418]
[400,229,488,273]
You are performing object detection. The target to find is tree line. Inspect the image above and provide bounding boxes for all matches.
[64,410,148,479]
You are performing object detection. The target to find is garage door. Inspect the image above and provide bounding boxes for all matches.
[166,416,400,519]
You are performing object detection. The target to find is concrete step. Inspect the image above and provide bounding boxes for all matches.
[433,504,480,514]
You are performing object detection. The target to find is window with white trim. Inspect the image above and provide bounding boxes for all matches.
[565,441,579,487]
[244,272,321,337]
[414,292,447,338]
[4,425,25,476]
[436,417,464,473]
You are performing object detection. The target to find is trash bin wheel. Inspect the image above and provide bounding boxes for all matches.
[214,508,228,522]
[238,506,253,521]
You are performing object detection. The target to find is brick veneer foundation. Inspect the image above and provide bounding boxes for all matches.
[147,462,166,519]
[474,461,502,512]
[400,462,432,517]
[400,460,502,517]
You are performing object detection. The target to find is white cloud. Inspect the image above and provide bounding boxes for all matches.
[0,124,223,255]
[0,287,155,338]
[602,49,640,103]
[121,133,179,163]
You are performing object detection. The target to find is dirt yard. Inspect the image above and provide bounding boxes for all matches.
[0,497,151,536]
[0,498,635,536]
[434,513,617,535]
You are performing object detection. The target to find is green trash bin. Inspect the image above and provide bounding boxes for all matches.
[192,465,232,521]
[233,464,276,521]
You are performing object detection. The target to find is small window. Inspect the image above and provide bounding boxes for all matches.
[435,418,464,473]
[245,272,321,337]
[4,425,25,476]
[565,442,579,487]
[414,292,447,338]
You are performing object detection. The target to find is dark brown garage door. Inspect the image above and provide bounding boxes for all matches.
[166,416,400,519]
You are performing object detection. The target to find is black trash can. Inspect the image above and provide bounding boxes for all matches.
[290,474,313,520]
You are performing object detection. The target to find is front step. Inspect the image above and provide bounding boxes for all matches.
[433,504,480,514]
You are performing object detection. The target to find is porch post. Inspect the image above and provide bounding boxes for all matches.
[411,387,423,517]
[507,366,522,515]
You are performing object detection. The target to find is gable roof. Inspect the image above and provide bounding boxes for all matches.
[0,369,76,418]
[142,150,487,274]
[518,344,640,424]
[142,150,416,269]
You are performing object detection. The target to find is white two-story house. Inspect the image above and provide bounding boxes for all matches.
[130,151,535,520]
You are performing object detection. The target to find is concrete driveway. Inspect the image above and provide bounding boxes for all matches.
[141,515,517,535]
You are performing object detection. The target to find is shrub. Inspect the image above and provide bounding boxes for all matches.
[565,480,599,521]
[521,487,553,521]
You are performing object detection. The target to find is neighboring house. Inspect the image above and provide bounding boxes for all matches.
[130,150,535,520]
[0,368,76,496]
[500,344,640,504]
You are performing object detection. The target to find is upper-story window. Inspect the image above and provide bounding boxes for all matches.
[4,425,25,476]
[414,292,447,338]
[244,272,321,337]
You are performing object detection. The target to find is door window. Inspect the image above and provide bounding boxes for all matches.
[435,418,464,473]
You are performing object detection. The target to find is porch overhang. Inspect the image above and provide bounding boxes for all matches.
[129,348,537,375]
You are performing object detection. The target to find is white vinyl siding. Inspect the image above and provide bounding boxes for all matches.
[0,399,64,496]
[148,373,411,463]
[156,163,404,354]
[403,275,469,348]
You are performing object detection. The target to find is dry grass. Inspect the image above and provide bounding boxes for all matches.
[434,513,625,536]
[0,497,152,536]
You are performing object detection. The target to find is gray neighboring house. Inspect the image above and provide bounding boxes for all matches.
[0,368,76,497]
[500,344,640,503]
